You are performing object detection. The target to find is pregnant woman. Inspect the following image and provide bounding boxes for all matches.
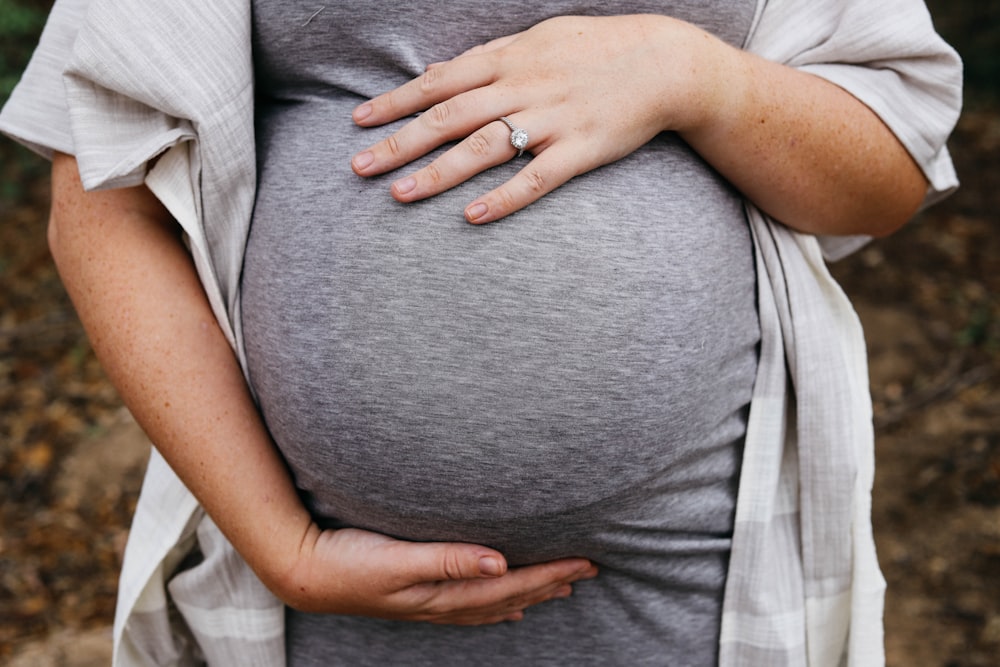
[1,0,961,664]
[244,4,760,664]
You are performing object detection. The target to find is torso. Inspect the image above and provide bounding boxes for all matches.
[242,1,760,663]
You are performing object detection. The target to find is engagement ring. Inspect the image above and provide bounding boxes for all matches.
[498,116,529,158]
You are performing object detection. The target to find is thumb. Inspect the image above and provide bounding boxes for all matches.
[399,542,509,582]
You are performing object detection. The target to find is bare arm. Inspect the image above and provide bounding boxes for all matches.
[48,154,313,592]
[350,14,927,236]
[678,32,927,237]
[48,152,595,622]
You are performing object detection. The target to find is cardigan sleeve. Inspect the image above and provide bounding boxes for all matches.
[1,0,207,192]
[0,0,92,158]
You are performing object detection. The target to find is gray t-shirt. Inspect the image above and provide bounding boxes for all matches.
[241,1,760,664]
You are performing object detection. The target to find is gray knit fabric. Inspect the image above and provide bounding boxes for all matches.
[241,1,759,664]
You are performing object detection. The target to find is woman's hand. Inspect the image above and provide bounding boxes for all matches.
[49,153,595,626]
[276,526,597,624]
[352,14,927,235]
[351,15,714,224]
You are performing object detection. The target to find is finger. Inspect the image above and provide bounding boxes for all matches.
[406,558,597,619]
[389,120,523,202]
[385,540,512,585]
[456,33,520,59]
[355,94,529,178]
[352,52,496,128]
[420,573,590,625]
[353,86,519,178]
[424,33,520,72]
[419,584,558,625]
[464,145,581,224]
[496,581,575,614]
[430,609,525,627]
[490,558,598,589]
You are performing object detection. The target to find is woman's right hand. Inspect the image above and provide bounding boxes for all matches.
[48,153,594,627]
[275,525,598,624]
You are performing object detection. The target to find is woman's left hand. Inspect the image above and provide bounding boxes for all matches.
[351,13,928,235]
[350,14,728,224]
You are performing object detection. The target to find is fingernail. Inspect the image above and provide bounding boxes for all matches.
[465,202,489,223]
[353,151,374,170]
[479,556,504,577]
[393,176,417,195]
[353,103,373,122]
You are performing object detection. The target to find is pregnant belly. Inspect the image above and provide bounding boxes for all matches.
[241,102,759,558]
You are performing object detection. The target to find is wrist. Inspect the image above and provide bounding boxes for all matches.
[249,512,324,609]
[663,21,752,138]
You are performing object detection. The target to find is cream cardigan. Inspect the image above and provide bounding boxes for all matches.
[0,0,961,663]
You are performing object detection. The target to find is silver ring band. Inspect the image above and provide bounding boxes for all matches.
[498,116,529,158]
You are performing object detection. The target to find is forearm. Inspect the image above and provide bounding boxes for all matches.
[48,153,310,595]
[677,29,928,237]
[47,154,601,619]
[349,14,930,233]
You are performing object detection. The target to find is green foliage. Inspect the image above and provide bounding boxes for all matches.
[0,0,49,106]
[0,0,52,206]
[925,0,1000,102]
[957,306,999,351]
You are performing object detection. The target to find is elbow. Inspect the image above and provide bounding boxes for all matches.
[866,173,929,239]
[867,218,908,239]
[843,153,929,238]
[865,208,915,239]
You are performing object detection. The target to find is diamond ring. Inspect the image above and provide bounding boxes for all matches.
[498,116,529,158]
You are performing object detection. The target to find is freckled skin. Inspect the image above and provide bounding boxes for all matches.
[46,10,928,628]
[48,153,597,623]
[351,15,926,234]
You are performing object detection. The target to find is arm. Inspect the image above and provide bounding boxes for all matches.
[48,152,596,622]
[678,35,927,237]
[349,14,927,236]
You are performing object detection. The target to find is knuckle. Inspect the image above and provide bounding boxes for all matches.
[424,162,444,186]
[494,186,519,213]
[466,130,494,159]
[523,167,548,195]
[428,101,452,129]
[418,66,441,94]
[378,93,396,117]
[421,598,451,619]
[441,550,466,580]
[384,134,403,158]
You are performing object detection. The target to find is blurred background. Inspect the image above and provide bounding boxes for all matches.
[0,0,997,664]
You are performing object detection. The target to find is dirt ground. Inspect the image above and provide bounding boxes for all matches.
[830,105,1000,667]
[1,103,997,665]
